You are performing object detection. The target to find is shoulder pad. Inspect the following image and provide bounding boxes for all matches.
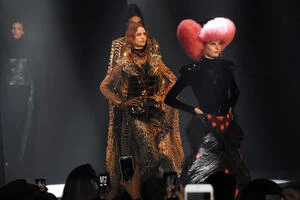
[150,38,160,54]
[112,37,125,46]
[113,36,125,42]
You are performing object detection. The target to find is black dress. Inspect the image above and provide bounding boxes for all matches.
[0,38,35,182]
[164,57,250,188]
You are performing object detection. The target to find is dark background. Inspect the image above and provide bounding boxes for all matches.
[0,0,299,185]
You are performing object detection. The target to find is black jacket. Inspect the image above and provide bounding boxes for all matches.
[165,57,240,115]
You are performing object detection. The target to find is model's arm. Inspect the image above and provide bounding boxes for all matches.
[158,61,177,97]
[229,74,240,108]
[164,70,195,114]
[100,64,123,106]
[227,62,240,108]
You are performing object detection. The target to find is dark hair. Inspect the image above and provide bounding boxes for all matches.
[61,164,99,200]
[204,171,236,200]
[0,179,43,200]
[239,178,282,200]
[127,4,144,24]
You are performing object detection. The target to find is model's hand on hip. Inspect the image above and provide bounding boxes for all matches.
[194,107,203,115]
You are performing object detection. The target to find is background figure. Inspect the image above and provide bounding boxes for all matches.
[106,3,160,75]
[61,164,99,200]
[164,17,250,197]
[100,22,183,199]
[0,21,37,182]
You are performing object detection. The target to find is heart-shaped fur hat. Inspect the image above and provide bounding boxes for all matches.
[177,17,236,60]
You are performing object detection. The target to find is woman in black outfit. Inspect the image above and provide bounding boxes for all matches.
[164,17,250,197]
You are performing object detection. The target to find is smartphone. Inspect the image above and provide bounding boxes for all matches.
[163,171,180,199]
[99,172,111,193]
[163,171,180,191]
[99,172,111,198]
[184,184,214,200]
[119,155,135,182]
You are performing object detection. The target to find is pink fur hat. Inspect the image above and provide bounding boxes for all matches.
[177,17,236,60]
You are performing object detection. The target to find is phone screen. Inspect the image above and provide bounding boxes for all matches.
[35,179,47,192]
[185,184,213,200]
[119,156,134,182]
[187,192,211,200]
[99,175,108,187]
[99,172,111,195]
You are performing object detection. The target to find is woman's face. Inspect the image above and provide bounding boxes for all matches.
[133,26,147,49]
[204,41,222,59]
[11,22,24,39]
